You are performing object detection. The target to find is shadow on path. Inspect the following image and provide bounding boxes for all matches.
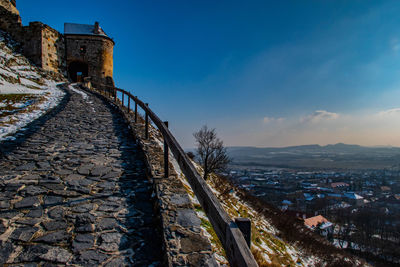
[0,84,70,156]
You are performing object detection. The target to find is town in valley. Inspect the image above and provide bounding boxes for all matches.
[227,164,400,264]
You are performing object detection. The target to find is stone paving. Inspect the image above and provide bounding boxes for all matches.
[0,85,163,266]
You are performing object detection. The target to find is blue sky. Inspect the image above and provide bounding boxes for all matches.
[18,1,400,148]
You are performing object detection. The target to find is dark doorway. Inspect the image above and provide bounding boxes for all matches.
[68,61,88,82]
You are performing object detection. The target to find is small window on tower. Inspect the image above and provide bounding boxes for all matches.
[80,46,86,54]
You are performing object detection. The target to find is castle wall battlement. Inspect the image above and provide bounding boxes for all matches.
[0,0,19,15]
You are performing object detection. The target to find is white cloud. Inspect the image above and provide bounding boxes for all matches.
[377,107,400,116]
[301,110,339,124]
[220,108,400,147]
[263,116,285,124]
[263,116,272,123]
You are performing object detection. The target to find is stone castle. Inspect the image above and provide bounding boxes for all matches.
[0,0,114,85]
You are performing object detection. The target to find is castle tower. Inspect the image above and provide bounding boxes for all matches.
[64,22,114,85]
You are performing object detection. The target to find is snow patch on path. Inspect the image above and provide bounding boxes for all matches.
[69,84,88,100]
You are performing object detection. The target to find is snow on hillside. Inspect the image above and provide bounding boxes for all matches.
[0,30,65,141]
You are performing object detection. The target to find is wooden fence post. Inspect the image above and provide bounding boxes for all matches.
[164,121,169,178]
[145,103,149,139]
[114,88,117,102]
[127,95,130,113]
[135,97,138,123]
[234,218,251,247]
[122,91,124,107]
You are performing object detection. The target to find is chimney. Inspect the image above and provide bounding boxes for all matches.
[94,22,100,34]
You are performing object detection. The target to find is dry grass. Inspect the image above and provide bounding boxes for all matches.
[200,217,226,258]
[206,174,301,266]
[251,247,270,266]
[0,93,44,126]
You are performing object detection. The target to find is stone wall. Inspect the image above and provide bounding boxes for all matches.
[21,22,42,66]
[0,0,19,16]
[40,24,66,75]
[66,35,114,85]
[22,22,66,75]
[0,1,23,43]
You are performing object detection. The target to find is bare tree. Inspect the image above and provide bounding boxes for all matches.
[193,125,230,180]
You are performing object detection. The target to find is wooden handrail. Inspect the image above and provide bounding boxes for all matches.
[88,81,258,267]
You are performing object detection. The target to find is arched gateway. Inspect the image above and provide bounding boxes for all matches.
[67,61,88,82]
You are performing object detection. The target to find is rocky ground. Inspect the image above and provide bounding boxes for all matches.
[0,85,163,266]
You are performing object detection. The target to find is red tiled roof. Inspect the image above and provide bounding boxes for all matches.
[304,215,329,228]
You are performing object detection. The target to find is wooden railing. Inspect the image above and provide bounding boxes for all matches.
[86,80,258,267]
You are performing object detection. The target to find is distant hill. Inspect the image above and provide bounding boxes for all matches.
[227,143,400,170]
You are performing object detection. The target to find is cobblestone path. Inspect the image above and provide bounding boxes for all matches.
[0,85,163,266]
